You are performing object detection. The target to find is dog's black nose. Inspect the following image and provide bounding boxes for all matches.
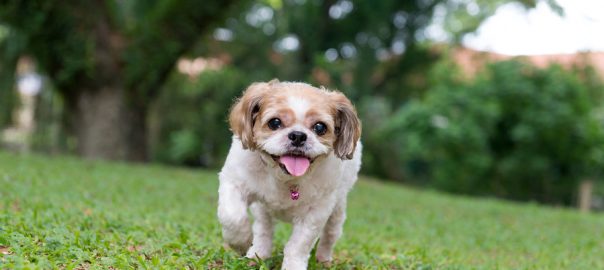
[288,131,307,147]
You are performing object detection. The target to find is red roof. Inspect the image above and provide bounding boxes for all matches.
[451,47,604,77]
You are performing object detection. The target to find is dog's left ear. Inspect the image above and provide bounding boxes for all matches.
[331,92,361,160]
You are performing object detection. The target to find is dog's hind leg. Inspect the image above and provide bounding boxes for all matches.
[246,202,274,259]
[217,180,252,254]
[316,198,347,262]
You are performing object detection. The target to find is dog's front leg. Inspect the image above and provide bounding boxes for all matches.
[217,180,252,254]
[246,202,274,259]
[281,210,331,270]
[316,198,346,262]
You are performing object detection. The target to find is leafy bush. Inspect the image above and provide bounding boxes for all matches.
[380,59,604,205]
[151,68,249,167]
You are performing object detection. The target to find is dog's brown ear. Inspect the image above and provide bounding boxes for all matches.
[331,92,361,159]
[229,81,276,149]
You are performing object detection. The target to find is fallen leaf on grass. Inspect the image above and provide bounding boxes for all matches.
[0,245,12,255]
[10,200,20,212]
[319,260,333,268]
[74,262,91,270]
[207,259,223,269]
[127,245,143,252]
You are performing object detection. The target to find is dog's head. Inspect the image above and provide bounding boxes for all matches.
[229,80,361,177]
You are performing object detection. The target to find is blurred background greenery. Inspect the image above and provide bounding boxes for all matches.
[1,0,603,209]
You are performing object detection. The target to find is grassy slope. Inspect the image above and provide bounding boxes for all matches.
[0,151,603,270]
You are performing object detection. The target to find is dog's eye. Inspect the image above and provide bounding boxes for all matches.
[268,118,282,130]
[313,122,327,135]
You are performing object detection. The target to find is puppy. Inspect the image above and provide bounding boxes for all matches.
[218,80,362,270]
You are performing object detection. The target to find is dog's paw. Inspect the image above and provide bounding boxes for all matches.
[245,245,272,260]
[223,237,252,255]
[281,258,307,270]
[223,243,248,255]
[315,246,333,263]
[222,224,252,255]
[316,253,332,263]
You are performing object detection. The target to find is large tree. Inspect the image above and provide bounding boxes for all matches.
[0,0,239,160]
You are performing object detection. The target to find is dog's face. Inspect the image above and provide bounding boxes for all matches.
[229,80,361,177]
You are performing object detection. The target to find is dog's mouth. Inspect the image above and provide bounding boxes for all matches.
[271,150,314,177]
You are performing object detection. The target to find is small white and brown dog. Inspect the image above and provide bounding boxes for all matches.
[217,80,362,270]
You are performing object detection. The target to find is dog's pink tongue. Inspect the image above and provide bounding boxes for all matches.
[279,155,310,176]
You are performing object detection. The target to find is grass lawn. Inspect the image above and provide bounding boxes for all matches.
[0,151,603,269]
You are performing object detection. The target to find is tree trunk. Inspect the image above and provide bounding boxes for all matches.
[73,86,147,161]
[123,102,148,161]
[578,179,593,213]
[0,56,17,128]
[67,3,148,162]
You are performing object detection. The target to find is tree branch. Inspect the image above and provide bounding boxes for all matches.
[124,0,241,105]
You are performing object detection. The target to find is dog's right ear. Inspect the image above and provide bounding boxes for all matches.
[229,80,278,149]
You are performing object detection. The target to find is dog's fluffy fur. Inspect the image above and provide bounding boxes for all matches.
[218,80,362,269]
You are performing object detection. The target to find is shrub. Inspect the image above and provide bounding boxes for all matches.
[151,68,249,167]
[381,59,604,205]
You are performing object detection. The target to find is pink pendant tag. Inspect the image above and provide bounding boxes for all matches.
[290,190,299,200]
[289,185,300,200]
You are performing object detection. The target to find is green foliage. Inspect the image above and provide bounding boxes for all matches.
[0,65,15,128]
[0,0,240,95]
[0,0,241,160]
[381,59,604,204]
[214,0,447,97]
[30,81,65,153]
[152,68,249,167]
[0,23,17,128]
[0,1,94,89]
[1,152,603,269]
